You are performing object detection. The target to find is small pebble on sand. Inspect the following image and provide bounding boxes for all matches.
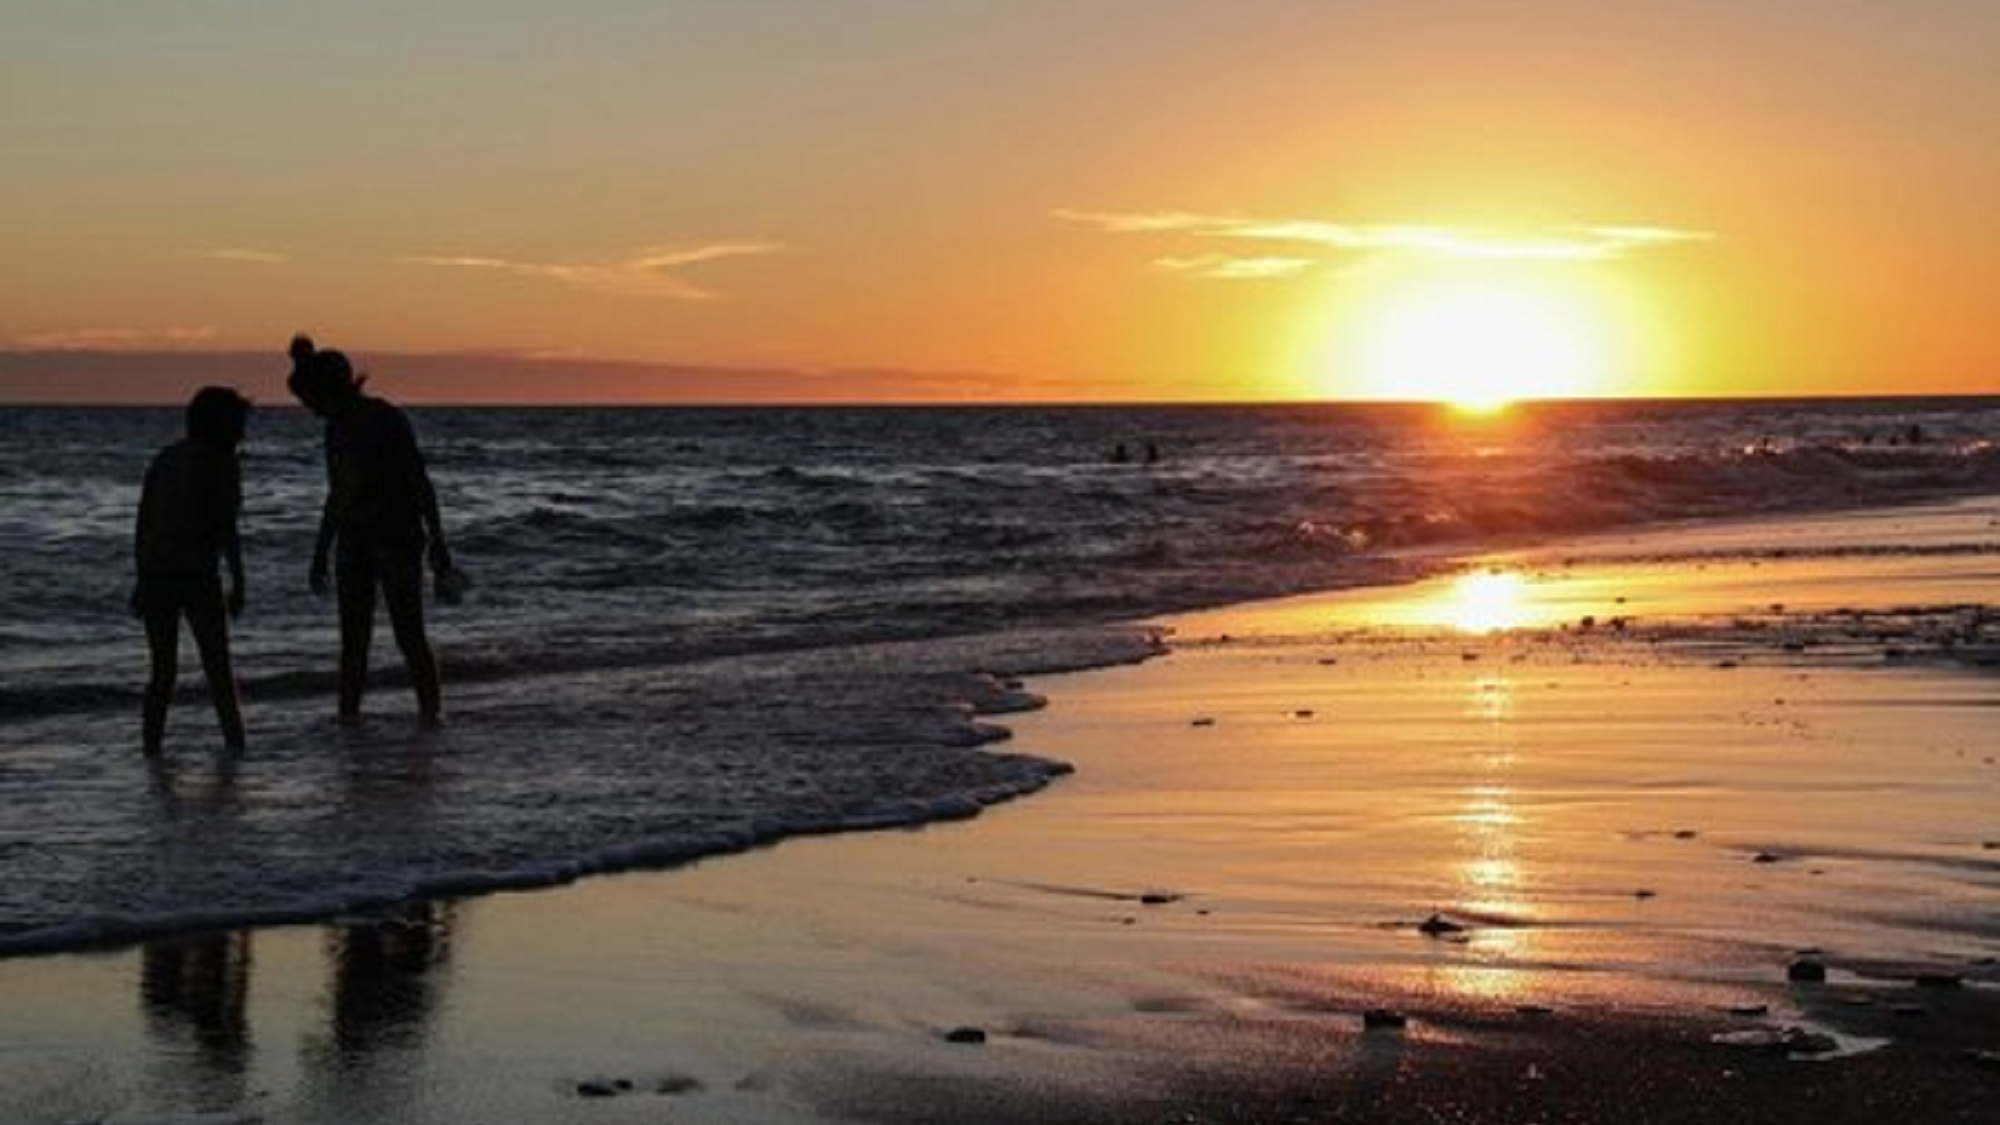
[944,1026,988,1045]
[1787,958,1828,983]
[1362,1008,1408,1030]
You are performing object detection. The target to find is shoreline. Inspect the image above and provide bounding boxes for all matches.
[13,494,1999,960]
[6,499,2000,1122]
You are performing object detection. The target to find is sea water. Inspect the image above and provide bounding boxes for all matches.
[4,399,2000,952]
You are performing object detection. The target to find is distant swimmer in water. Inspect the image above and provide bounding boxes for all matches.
[133,387,252,754]
[288,335,464,727]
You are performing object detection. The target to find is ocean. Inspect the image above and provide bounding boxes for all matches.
[5,398,2000,954]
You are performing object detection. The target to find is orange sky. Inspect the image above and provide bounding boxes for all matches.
[1,1,1994,403]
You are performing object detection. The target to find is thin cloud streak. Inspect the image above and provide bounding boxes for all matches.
[403,242,785,300]
[1155,254,1319,280]
[189,247,291,264]
[1058,209,1714,271]
[10,326,218,351]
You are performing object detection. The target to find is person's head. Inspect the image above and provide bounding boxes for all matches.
[186,386,252,450]
[286,339,363,417]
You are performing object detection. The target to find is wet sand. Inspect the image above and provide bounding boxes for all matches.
[5,503,2000,1123]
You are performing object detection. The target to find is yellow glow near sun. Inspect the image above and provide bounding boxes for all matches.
[1301,259,1661,408]
[1361,281,1606,410]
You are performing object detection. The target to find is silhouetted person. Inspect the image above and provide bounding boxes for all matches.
[134,386,250,754]
[287,336,456,726]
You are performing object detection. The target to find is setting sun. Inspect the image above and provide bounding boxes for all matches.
[1343,274,1621,410]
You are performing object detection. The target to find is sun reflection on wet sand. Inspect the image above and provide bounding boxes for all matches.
[1451,670,1535,982]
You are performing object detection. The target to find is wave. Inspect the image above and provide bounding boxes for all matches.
[0,626,1161,957]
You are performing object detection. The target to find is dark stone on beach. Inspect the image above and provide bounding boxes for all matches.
[1190,717,1216,727]
[1716,659,1740,670]
[1674,829,1700,840]
[1318,657,1339,665]
[1461,652,1480,662]
[1915,972,1964,990]
[1982,841,1999,851]
[655,1075,703,1095]
[1516,1004,1555,1016]
[1139,891,1180,906]
[1418,913,1465,937]
[1362,1008,1408,1030]
[944,1026,988,1045]
[1293,709,1315,718]
[1752,852,1785,864]
[1728,1004,1770,1018]
[577,1081,620,1098]
[1788,958,1828,983]
[1634,889,1657,899]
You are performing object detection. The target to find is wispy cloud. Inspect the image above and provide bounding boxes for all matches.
[1058,209,1713,276]
[402,242,785,300]
[9,326,219,351]
[189,247,291,264]
[1155,254,1320,280]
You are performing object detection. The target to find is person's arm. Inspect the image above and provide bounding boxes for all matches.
[222,460,246,617]
[417,456,451,573]
[310,445,339,595]
[131,463,155,616]
[397,410,452,572]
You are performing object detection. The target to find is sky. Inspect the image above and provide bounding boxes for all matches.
[1,0,1995,403]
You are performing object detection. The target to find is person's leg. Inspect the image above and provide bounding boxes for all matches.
[380,549,441,724]
[141,591,179,754]
[336,549,378,723]
[185,582,246,750]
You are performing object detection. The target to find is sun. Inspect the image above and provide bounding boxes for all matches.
[1311,266,1640,410]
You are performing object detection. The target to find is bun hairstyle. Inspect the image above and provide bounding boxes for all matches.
[286,334,366,403]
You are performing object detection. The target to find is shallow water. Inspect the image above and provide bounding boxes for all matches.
[3,506,1999,1125]
[7,401,2000,952]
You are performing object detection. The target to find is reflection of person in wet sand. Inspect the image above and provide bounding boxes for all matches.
[287,336,462,726]
[133,387,252,754]
[142,932,253,1061]
[140,932,255,1110]
[326,905,454,1056]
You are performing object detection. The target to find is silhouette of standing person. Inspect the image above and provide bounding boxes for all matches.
[134,387,251,754]
[287,336,458,726]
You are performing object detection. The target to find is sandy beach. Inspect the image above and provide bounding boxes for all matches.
[6,502,2000,1124]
